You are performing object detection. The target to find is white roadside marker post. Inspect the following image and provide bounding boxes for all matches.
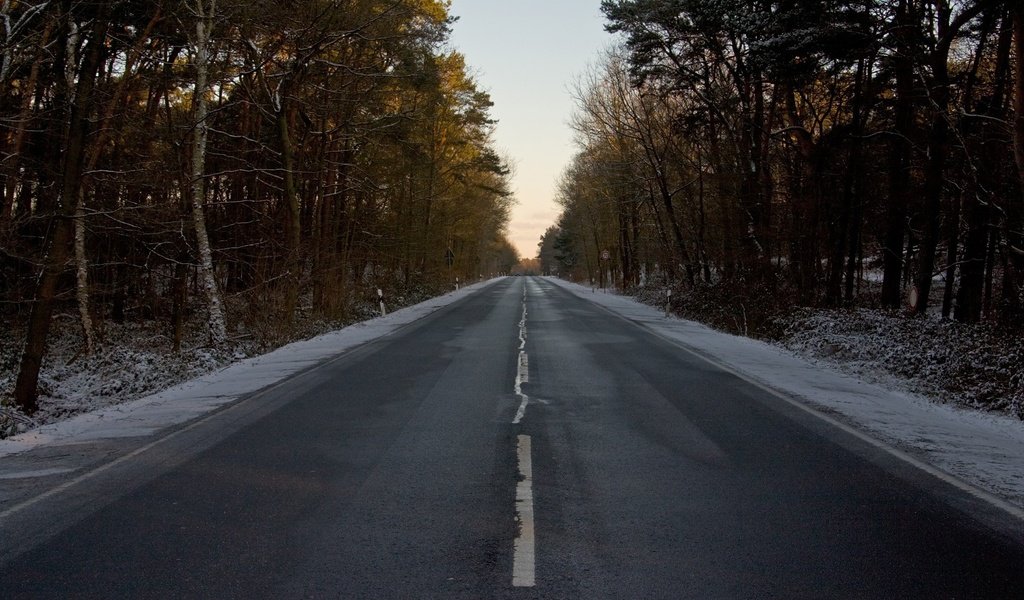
[378,288,386,317]
[455,276,460,291]
[665,288,672,317]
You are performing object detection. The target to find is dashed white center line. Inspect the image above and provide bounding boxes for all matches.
[512,283,536,587]
[513,285,529,424]
[513,434,535,587]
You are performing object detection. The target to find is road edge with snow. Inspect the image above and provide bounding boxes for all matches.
[545,277,1024,516]
[0,278,505,459]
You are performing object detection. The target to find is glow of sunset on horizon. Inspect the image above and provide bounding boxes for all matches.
[447,1,613,258]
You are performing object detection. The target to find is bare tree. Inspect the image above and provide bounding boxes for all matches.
[186,0,227,344]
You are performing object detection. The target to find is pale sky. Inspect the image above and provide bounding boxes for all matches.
[447,1,613,258]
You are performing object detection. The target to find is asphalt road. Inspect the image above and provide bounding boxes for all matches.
[2,277,1022,598]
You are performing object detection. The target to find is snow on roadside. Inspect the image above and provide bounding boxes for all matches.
[546,278,1024,510]
[0,279,502,459]
[781,308,1023,417]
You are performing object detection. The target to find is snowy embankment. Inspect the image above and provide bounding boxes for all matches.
[547,278,1024,513]
[0,279,502,459]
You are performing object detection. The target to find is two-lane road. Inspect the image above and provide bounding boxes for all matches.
[2,277,1022,598]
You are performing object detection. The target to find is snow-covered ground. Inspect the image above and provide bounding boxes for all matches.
[547,277,1024,515]
[0,279,501,459]
[781,307,1023,416]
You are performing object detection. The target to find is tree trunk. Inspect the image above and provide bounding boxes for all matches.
[1004,6,1024,319]
[1013,7,1024,192]
[617,197,634,288]
[913,48,952,316]
[278,101,302,323]
[695,140,712,281]
[74,191,96,353]
[827,179,851,306]
[189,0,227,345]
[941,190,960,319]
[836,59,867,306]
[656,175,694,285]
[637,187,668,271]
[14,8,108,414]
[64,16,95,354]
[70,4,162,353]
[785,87,819,303]
[736,72,770,269]
[881,0,915,309]
[844,194,863,305]
[983,226,997,318]
[172,252,189,353]
[957,11,1012,323]
[955,195,988,322]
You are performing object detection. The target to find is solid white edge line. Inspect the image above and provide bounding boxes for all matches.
[0,398,227,522]
[545,279,1024,523]
[513,434,536,587]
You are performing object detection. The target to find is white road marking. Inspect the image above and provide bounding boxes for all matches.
[513,285,530,424]
[0,329,391,523]
[513,434,535,587]
[0,411,214,521]
[0,467,77,480]
[519,353,529,383]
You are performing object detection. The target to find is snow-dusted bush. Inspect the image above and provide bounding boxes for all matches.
[781,309,1024,417]
[634,273,795,339]
[630,279,1023,419]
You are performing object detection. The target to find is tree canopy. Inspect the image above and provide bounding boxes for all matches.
[545,0,1024,333]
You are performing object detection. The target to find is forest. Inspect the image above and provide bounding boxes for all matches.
[541,0,1024,340]
[1,0,518,418]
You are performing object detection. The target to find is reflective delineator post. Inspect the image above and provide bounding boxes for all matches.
[378,288,386,317]
[665,288,672,317]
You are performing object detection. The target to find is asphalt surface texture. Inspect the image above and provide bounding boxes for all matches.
[1,277,1022,598]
